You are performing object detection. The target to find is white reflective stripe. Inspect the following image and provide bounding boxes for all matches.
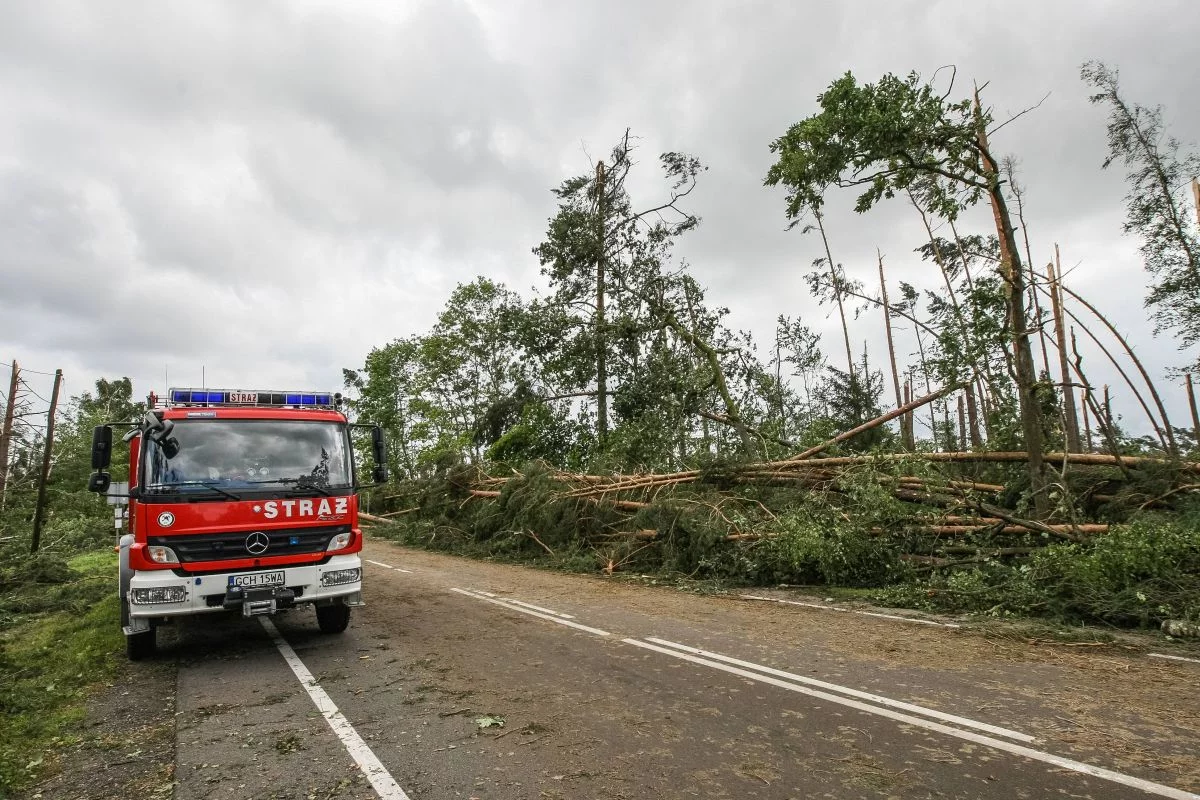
[450,588,609,636]
[644,637,1032,742]
[740,594,959,627]
[1149,653,1200,665]
[260,618,411,800]
[625,638,1200,800]
[504,598,575,619]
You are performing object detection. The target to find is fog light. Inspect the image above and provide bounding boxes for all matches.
[325,531,353,551]
[147,546,180,564]
[321,568,361,587]
[131,586,187,604]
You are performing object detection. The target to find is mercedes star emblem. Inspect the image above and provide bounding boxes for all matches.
[244,531,270,555]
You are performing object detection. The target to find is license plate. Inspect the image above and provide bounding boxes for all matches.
[228,571,284,588]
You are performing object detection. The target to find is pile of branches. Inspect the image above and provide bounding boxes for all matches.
[366,405,1200,579]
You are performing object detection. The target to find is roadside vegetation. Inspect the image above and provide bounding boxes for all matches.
[0,380,142,797]
[349,61,1200,633]
[0,551,123,798]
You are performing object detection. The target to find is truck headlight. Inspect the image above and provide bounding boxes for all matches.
[325,531,353,551]
[146,546,180,564]
[321,568,361,587]
[130,586,187,604]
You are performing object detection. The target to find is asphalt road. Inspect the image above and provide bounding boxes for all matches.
[158,538,1200,800]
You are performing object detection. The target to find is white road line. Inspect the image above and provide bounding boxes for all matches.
[644,637,1033,743]
[1149,652,1200,665]
[740,594,960,628]
[450,588,610,637]
[260,618,411,800]
[624,638,1199,800]
[366,559,412,574]
[504,598,576,619]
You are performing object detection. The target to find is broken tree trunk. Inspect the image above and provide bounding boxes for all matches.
[781,384,958,463]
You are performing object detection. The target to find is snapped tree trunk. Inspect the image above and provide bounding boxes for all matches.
[1048,247,1082,452]
[975,90,1048,516]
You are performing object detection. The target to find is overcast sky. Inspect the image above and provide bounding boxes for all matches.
[2,0,1198,436]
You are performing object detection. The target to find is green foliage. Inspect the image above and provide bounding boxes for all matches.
[764,70,990,220]
[875,507,1200,626]
[0,549,122,796]
[1082,61,1200,359]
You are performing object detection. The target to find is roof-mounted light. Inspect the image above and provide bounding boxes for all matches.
[166,388,341,409]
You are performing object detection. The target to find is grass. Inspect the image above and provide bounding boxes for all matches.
[0,548,123,798]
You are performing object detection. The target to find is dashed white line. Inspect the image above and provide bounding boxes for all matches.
[366,558,413,574]
[260,618,411,800]
[1149,652,1200,665]
[644,637,1033,742]
[502,598,575,619]
[740,594,960,628]
[450,588,610,637]
[624,637,1200,800]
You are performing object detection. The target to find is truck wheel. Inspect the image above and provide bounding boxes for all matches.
[316,603,351,634]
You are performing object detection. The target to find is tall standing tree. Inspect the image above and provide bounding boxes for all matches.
[1081,61,1200,368]
[764,70,1051,514]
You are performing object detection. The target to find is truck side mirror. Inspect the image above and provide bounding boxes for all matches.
[371,426,387,468]
[88,472,112,494]
[160,436,180,459]
[372,465,388,484]
[91,425,113,470]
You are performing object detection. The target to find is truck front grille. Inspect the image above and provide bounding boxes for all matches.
[148,525,349,563]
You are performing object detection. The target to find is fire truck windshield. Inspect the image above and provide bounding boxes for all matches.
[143,420,352,494]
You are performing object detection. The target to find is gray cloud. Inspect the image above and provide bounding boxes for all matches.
[1,0,1197,432]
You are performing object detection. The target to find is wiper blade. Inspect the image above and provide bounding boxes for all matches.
[150,481,242,501]
[248,478,333,496]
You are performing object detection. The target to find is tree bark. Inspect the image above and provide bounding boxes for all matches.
[975,89,1048,516]
[815,211,855,377]
[31,369,62,553]
[0,360,17,508]
[1187,373,1200,445]
[594,161,609,447]
[1048,247,1082,452]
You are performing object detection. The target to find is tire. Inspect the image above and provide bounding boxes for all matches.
[316,603,351,634]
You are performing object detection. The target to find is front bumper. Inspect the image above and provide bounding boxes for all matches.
[126,554,363,619]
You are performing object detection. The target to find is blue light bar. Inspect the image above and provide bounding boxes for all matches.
[166,388,339,409]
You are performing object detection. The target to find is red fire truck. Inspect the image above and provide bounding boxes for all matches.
[87,388,387,660]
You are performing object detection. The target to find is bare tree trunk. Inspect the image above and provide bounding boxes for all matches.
[594,161,609,447]
[877,251,904,424]
[975,89,1048,516]
[965,384,982,447]
[912,325,939,449]
[903,380,915,449]
[0,360,17,510]
[1187,373,1200,447]
[1005,161,1054,380]
[1048,246,1082,452]
[957,394,967,450]
[31,369,63,553]
[815,210,855,377]
[1053,281,1176,454]
[1073,327,1094,452]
